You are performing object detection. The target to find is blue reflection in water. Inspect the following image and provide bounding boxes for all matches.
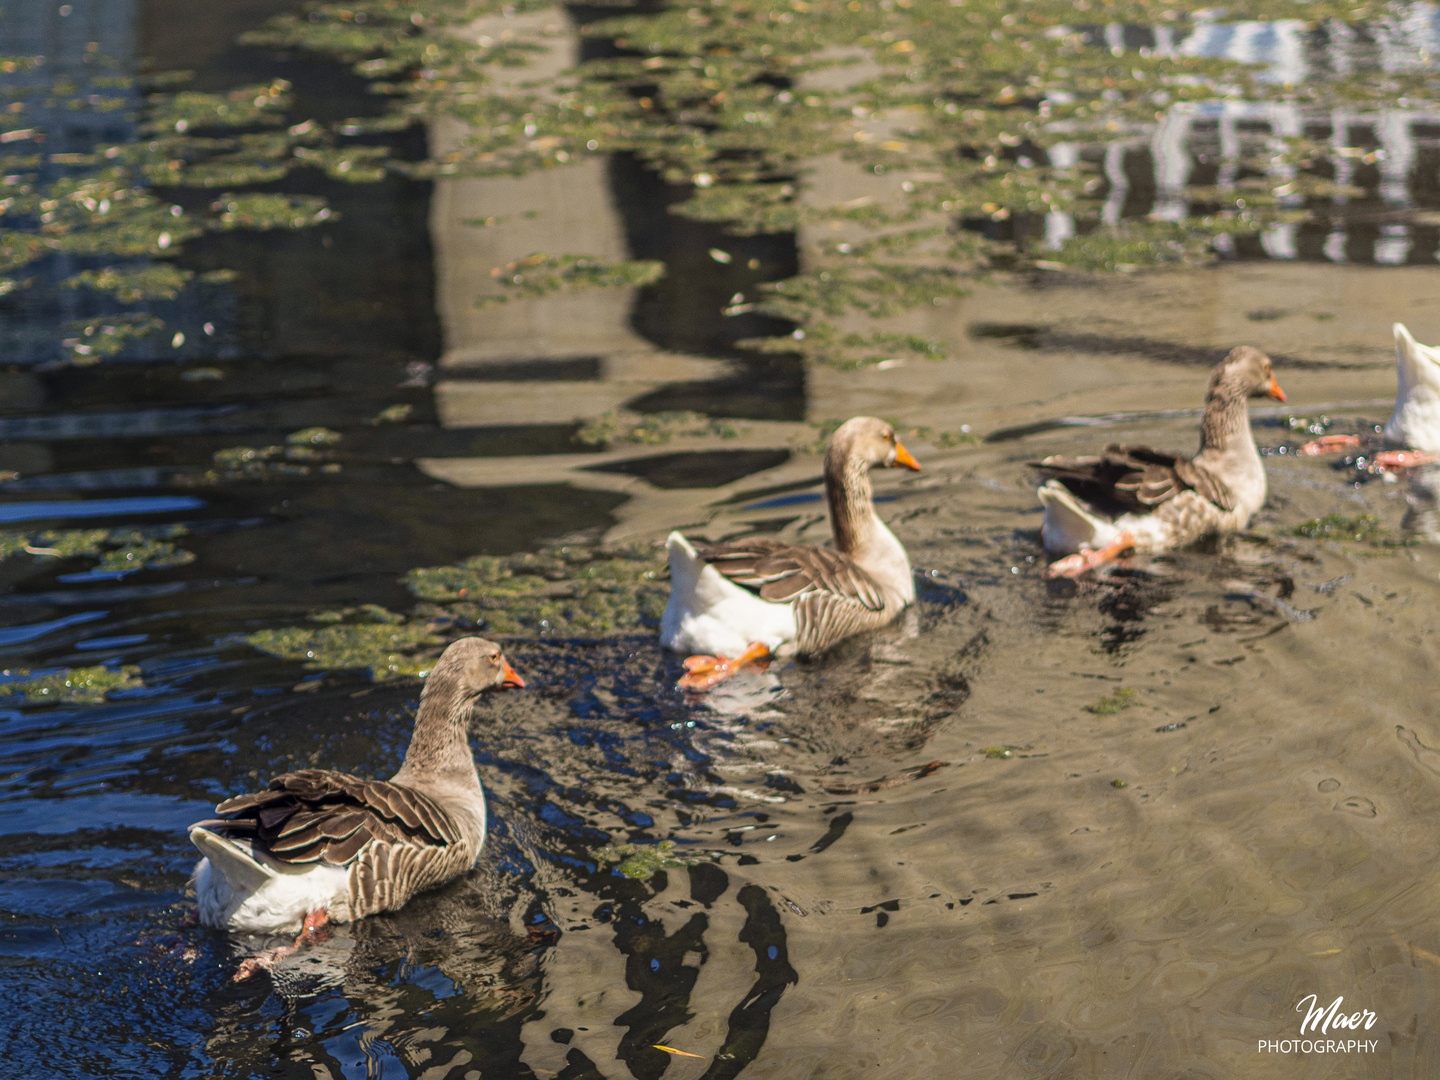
[0,496,204,524]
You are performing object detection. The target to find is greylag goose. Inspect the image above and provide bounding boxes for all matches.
[661,416,921,689]
[1300,323,1440,469]
[1031,346,1286,578]
[189,637,523,972]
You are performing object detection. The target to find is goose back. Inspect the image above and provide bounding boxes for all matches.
[1030,443,1236,515]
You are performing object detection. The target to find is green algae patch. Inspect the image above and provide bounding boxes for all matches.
[1086,688,1138,716]
[1290,518,1411,550]
[245,615,445,680]
[0,665,143,704]
[0,525,195,572]
[207,428,344,480]
[406,545,668,638]
[480,253,665,306]
[598,840,695,881]
[576,410,746,449]
[218,0,1435,369]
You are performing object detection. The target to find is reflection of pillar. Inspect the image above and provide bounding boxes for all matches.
[420,8,800,539]
[1377,110,1415,206]
[1217,112,1240,191]
[429,11,647,370]
[1100,144,1128,226]
[1375,223,1411,265]
[1043,142,1077,248]
[428,8,733,428]
[1150,110,1192,222]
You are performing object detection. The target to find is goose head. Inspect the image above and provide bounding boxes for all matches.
[1384,324,1440,452]
[826,416,922,473]
[424,637,525,705]
[1211,345,1286,402]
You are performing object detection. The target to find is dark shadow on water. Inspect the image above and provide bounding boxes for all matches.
[588,449,792,489]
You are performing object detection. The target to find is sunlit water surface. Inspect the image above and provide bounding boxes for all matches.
[4,1,1440,1078]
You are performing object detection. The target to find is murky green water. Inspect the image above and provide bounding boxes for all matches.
[4,0,1440,1076]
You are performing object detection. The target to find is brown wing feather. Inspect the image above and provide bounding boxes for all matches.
[690,538,886,612]
[205,769,463,869]
[1030,444,1235,513]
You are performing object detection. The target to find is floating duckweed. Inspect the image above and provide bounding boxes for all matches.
[479,253,666,306]
[209,432,343,480]
[60,314,166,364]
[742,323,950,371]
[597,840,694,881]
[227,0,1413,368]
[62,264,194,302]
[286,427,343,447]
[576,410,746,448]
[0,665,143,704]
[1291,514,1386,543]
[373,404,414,423]
[245,617,444,680]
[1086,688,1138,715]
[406,545,667,638]
[0,525,193,572]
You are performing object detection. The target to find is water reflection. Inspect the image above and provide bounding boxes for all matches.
[5,0,1440,1077]
[1045,12,1440,265]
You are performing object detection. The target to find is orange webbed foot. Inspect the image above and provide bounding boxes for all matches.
[232,908,329,982]
[1298,434,1361,456]
[677,643,771,690]
[1046,531,1138,579]
[1370,449,1440,472]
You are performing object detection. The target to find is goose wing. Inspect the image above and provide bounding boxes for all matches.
[690,537,887,611]
[690,538,893,655]
[1030,444,1235,513]
[197,769,463,868]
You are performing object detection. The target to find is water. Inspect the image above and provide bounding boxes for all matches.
[3,0,1440,1076]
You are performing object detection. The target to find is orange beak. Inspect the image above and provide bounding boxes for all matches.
[1266,375,1286,402]
[892,440,922,471]
[500,659,525,689]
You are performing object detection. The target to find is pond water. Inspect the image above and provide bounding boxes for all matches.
[3,0,1440,1077]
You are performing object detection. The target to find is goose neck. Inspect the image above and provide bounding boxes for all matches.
[393,671,481,789]
[1198,383,1254,456]
[825,454,876,553]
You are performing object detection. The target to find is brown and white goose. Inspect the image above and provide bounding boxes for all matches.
[189,637,523,954]
[1031,346,1286,578]
[661,416,921,689]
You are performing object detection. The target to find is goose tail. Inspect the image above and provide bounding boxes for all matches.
[1387,323,1440,451]
[190,824,275,894]
[1037,480,1119,554]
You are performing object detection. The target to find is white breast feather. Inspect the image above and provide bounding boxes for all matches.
[660,531,797,657]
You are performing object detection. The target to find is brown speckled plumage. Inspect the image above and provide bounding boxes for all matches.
[1031,347,1283,553]
[684,417,918,656]
[192,638,519,926]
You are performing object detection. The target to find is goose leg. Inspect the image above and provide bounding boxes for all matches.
[233,907,330,982]
[1295,435,1440,472]
[1045,531,1137,579]
[1297,434,1361,455]
[1370,450,1440,472]
[678,642,771,690]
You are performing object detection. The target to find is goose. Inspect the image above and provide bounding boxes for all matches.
[1031,346,1286,578]
[661,416,921,690]
[1300,324,1440,469]
[188,637,523,975]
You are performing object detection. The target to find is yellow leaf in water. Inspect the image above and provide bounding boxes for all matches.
[653,1045,704,1058]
